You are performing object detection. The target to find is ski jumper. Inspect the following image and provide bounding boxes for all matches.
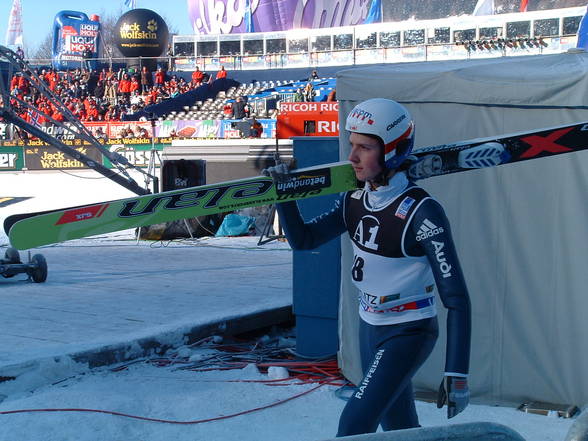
[276,171,471,436]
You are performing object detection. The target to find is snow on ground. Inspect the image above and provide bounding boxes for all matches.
[0,170,581,441]
[0,340,576,441]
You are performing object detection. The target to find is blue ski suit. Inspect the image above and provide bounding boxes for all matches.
[276,171,471,436]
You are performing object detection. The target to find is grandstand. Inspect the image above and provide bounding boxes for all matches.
[173,6,586,72]
[158,78,335,122]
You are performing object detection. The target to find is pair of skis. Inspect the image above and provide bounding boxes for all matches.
[5,121,588,250]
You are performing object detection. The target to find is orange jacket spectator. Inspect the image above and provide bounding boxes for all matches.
[47,71,58,91]
[83,97,92,111]
[192,68,204,85]
[87,104,99,121]
[118,74,131,94]
[17,75,29,94]
[146,88,159,105]
[216,66,227,79]
[51,110,64,122]
[10,75,19,91]
[130,77,140,93]
[155,68,165,87]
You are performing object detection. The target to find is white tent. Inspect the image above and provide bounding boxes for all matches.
[335,50,588,407]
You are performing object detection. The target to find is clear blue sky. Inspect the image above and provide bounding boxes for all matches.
[0,0,194,52]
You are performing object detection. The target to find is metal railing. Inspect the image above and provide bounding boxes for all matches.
[9,33,578,74]
[9,55,177,72]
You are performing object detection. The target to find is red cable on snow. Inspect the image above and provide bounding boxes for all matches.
[0,343,346,424]
[0,383,324,425]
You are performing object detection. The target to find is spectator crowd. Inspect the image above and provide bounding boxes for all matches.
[9,65,228,128]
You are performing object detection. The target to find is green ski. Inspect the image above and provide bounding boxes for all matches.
[5,162,358,250]
[10,120,588,250]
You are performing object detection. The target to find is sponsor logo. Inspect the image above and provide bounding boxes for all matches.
[147,19,158,32]
[119,22,157,40]
[317,120,339,133]
[275,189,322,201]
[395,196,415,219]
[41,124,76,140]
[416,218,444,241]
[191,0,370,35]
[31,149,88,169]
[349,108,374,125]
[67,35,96,53]
[80,23,99,37]
[118,179,274,218]
[279,102,338,112]
[174,177,189,188]
[520,127,574,159]
[56,204,110,225]
[110,145,159,168]
[275,169,331,195]
[355,349,385,399]
[362,292,378,306]
[432,240,452,278]
[61,25,78,37]
[353,215,380,250]
[0,153,18,169]
[379,293,400,303]
[351,190,363,199]
[386,114,406,131]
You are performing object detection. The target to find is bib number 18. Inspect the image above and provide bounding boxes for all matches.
[352,255,364,281]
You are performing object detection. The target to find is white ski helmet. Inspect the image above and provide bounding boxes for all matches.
[345,98,415,170]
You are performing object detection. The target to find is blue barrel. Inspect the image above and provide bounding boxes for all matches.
[52,11,101,71]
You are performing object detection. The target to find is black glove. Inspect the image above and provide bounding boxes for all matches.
[261,162,290,184]
[436,376,469,418]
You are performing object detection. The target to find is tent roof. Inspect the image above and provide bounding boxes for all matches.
[336,50,588,107]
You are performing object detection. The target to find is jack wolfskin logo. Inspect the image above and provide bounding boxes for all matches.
[147,19,158,32]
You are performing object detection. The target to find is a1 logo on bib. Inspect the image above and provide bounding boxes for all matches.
[353,215,380,250]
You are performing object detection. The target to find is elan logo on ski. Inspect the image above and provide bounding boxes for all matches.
[276,168,332,195]
[55,204,110,225]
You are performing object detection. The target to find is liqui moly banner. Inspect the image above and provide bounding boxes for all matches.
[187,0,382,34]
[52,11,101,70]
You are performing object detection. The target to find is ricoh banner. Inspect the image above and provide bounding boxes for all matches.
[187,0,382,34]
